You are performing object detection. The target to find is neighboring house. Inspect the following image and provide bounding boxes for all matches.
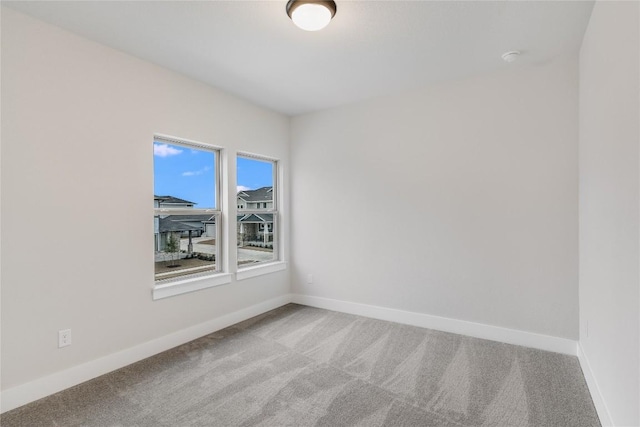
[154,195,215,252]
[154,195,195,209]
[237,187,273,210]
[237,187,274,247]
[237,213,274,246]
[154,188,274,252]
[156,215,216,252]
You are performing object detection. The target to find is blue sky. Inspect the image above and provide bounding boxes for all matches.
[154,142,272,208]
[237,156,273,192]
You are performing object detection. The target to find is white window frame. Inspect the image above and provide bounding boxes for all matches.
[236,153,284,278]
[153,135,230,300]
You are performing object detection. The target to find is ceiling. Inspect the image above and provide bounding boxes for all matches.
[4,1,595,116]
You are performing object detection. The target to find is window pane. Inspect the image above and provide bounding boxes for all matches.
[237,216,276,265]
[237,156,277,267]
[154,214,218,281]
[154,141,216,210]
[237,157,273,211]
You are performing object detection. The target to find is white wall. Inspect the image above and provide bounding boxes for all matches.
[1,7,289,393]
[291,55,579,340]
[578,1,640,425]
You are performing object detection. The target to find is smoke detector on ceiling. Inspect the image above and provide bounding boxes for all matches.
[501,51,521,63]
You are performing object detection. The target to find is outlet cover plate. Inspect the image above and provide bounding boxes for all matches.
[58,329,72,348]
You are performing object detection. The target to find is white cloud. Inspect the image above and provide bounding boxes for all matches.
[182,166,210,177]
[237,185,251,192]
[154,143,183,157]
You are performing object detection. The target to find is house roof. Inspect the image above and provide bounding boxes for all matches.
[158,215,214,233]
[237,187,273,203]
[155,195,195,205]
[238,213,273,223]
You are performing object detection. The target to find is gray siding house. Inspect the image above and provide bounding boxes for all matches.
[237,187,274,210]
[154,188,274,252]
[154,196,215,252]
[237,187,274,247]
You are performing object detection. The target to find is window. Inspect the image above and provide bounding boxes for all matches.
[154,136,221,283]
[237,155,278,268]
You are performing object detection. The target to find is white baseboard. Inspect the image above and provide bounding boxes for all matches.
[2,293,582,414]
[577,343,614,426]
[291,294,578,356]
[0,294,293,414]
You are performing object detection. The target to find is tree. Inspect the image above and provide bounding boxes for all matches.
[165,233,181,267]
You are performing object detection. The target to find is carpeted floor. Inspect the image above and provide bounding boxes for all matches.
[1,304,600,426]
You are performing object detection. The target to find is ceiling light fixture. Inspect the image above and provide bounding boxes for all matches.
[286,0,337,31]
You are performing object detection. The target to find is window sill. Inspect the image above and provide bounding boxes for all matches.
[153,273,232,300]
[236,261,287,281]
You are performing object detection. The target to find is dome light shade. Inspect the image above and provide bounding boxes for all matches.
[286,0,337,31]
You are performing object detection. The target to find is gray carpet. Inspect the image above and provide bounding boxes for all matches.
[1,304,600,427]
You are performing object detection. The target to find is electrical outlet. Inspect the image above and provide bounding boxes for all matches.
[58,329,72,348]
[307,274,313,284]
